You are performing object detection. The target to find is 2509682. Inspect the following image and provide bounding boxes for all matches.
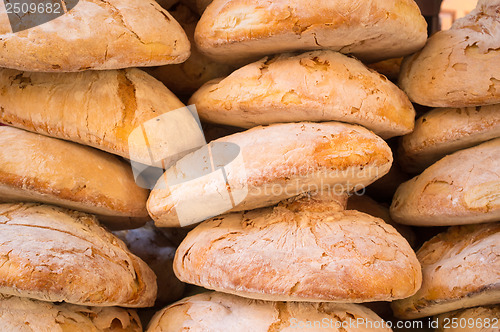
[5,2,62,14]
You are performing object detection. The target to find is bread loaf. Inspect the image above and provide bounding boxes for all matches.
[399,0,500,107]
[0,126,149,228]
[0,203,157,307]
[0,68,204,167]
[399,105,500,173]
[0,0,190,71]
[190,51,415,139]
[0,295,142,332]
[148,122,393,227]
[147,292,392,332]
[391,139,500,226]
[195,0,427,65]
[173,193,421,302]
[392,223,500,319]
[434,305,500,332]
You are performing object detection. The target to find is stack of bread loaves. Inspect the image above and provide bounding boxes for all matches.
[0,0,196,330]
[0,0,496,331]
[390,0,500,325]
[145,0,432,331]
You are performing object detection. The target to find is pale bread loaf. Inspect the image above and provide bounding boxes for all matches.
[0,126,149,228]
[147,292,392,332]
[0,203,157,307]
[399,105,500,173]
[391,139,500,226]
[0,295,142,332]
[0,0,190,71]
[173,193,421,302]
[190,51,415,139]
[392,223,500,319]
[148,122,393,227]
[399,0,500,107]
[195,0,427,65]
[0,68,203,167]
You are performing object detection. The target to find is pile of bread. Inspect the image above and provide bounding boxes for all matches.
[0,0,498,331]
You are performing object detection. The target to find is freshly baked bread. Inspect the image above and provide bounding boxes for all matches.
[434,305,500,332]
[0,295,142,332]
[399,0,500,107]
[195,0,427,65]
[392,223,500,319]
[148,122,393,227]
[0,203,157,307]
[0,0,190,71]
[0,126,149,228]
[146,4,234,98]
[347,195,416,248]
[147,292,392,332]
[399,105,500,173]
[114,222,185,304]
[0,68,204,167]
[190,51,415,139]
[173,193,421,302]
[391,139,500,226]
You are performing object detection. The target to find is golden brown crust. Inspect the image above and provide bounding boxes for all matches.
[0,127,149,227]
[391,139,500,226]
[399,105,500,173]
[147,292,392,332]
[0,295,142,332]
[145,4,234,98]
[173,194,421,302]
[0,68,194,166]
[195,0,427,65]
[148,122,393,227]
[434,305,500,332]
[399,1,500,107]
[392,223,500,319]
[0,203,157,307]
[347,195,416,248]
[190,51,415,139]
[0,0,190,71]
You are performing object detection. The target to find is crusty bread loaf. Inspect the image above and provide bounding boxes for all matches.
[391,139,500,226]
[145,4,234,98]
[190,51,415,139]
[0,68,204,167]
[0,126,149,228]
[147,292,392,332]
[434,305,500,332]
[0,295,142,332]
[392,223,500,319]
[399,105,500,173]
[0,203,157,307]
[114,222,185,304]
[148,122,393,227]
[399,0,500,107]
[347,195,416,248]
[194,0,427,65]
[173,193,421,302]
[0,0,190,71]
